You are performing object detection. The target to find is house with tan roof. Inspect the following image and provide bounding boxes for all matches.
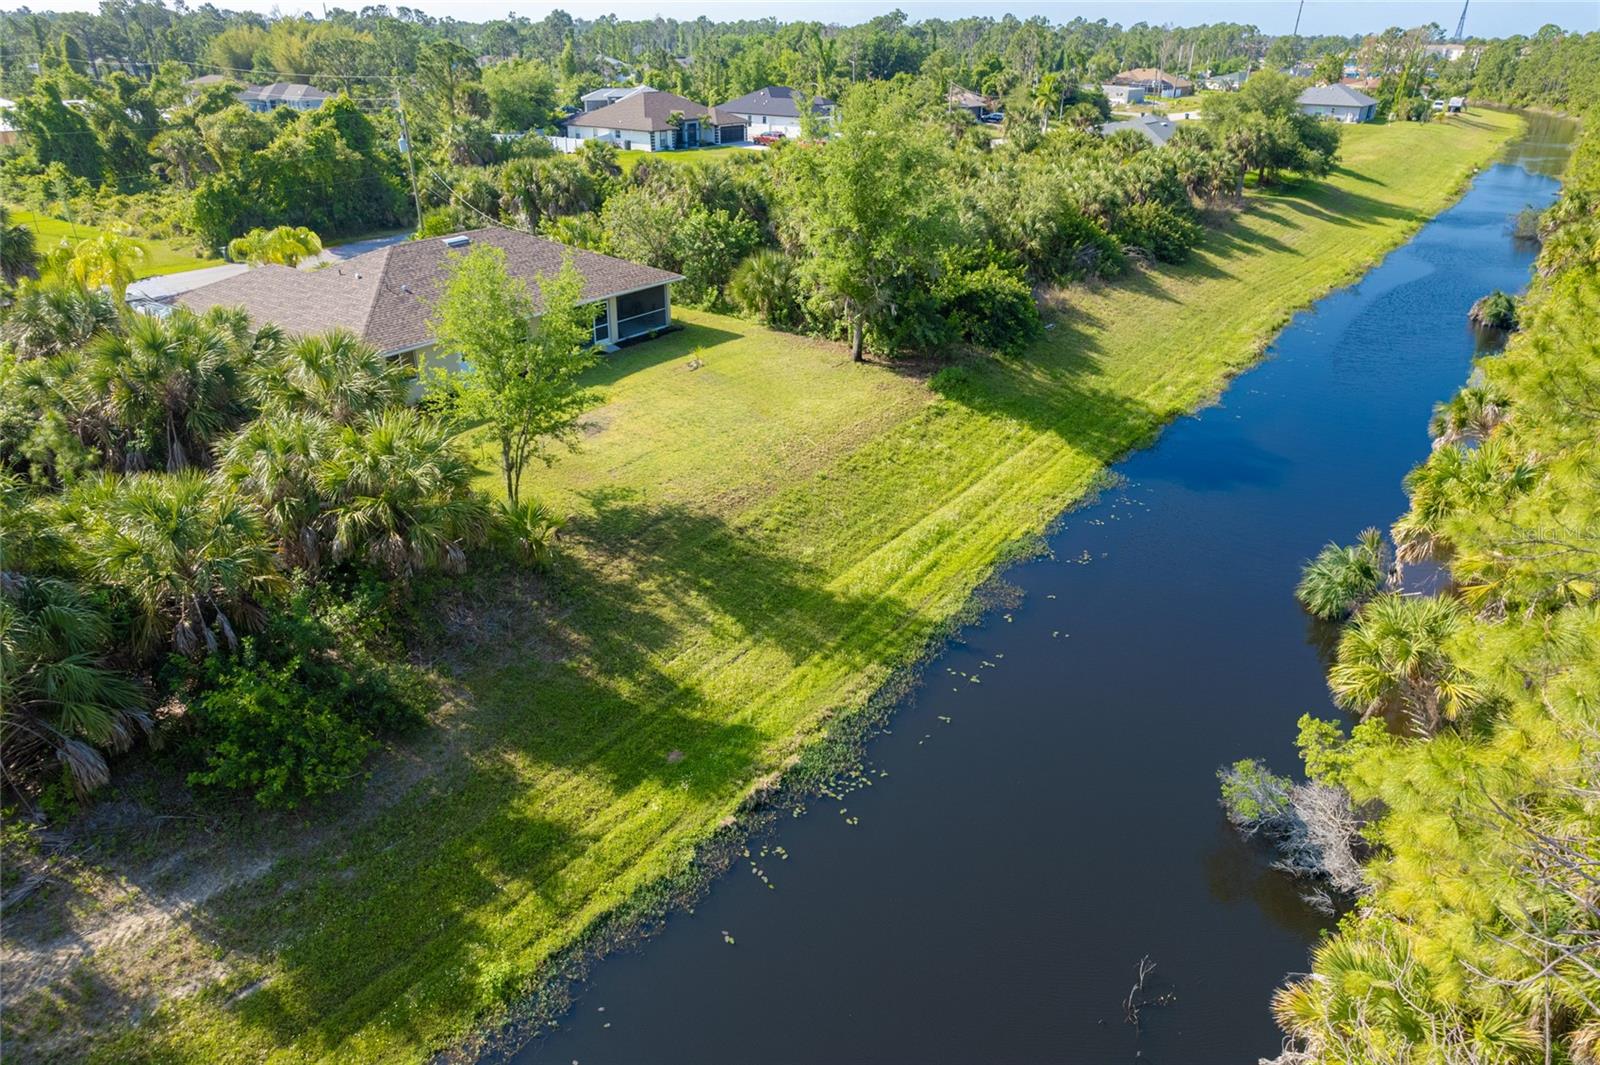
[1109,68,1194,97]
[176,229,682,390]
[563,90,747,151]
[718,85,834,136]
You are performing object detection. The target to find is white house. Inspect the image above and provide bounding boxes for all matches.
[1101,83,1146,106]
[1296,83,1378,123]
[716,86,834,136]
[564,90,746,151]
[237,82,332,113]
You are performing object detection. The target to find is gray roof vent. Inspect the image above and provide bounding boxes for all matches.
[441,234,472,248]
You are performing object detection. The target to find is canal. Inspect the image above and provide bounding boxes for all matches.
[494,116,1573,1065]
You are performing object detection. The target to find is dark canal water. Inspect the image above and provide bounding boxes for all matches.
[495,117,1573,1065]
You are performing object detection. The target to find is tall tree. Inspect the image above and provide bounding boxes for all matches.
[428,244,596,504]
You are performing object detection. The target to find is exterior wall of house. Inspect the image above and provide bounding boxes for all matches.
[568,124,660,150]
[731,112,801,136]
[393,288,674,397]
[1102,84,1146,105]
[1299,102,1374,123]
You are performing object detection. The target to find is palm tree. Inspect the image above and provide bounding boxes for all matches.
[226,225,324,268]
[1327,593,1480,731]
[67,233,146,300]
[1428,384,1508,448]
[1,574,150,797]
[82,309,251,472]
[1,206,40,286]
[1392,439,1537,564]
[317,409,489,579]
[220,412,337,568]
[74,471,283,656]
[0,281,121,358]
[250,329,407,426]
[1296,528,1387,620]
[728,249,799,327]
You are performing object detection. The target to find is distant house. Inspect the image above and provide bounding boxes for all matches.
[1424,42,1471,63]
[717,86,834,137]
[175,230,683,386]
[1101,83,1146,106]
[580,84,656,112]
[1100,112,1179,147]
[1341,75,1383,93]
[1202,70,1249,91]
[1297,84,1378,123]
[0,97,16,147]
[564,90,747,151]
[237,82,332,113]
[1109,68,1193,98]
[947,86,1000,118]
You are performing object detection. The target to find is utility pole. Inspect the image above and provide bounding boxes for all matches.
[1292,0,1305,38]
[1453,0,1470,42]
[394,99,424,236]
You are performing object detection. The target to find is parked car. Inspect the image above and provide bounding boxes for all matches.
[754,131,787,146]
[979,111,1005,123]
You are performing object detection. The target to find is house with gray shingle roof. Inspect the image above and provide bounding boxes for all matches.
[717,86,834,136]
[1100,112,1179,147]
[237,82,332,113]
[176,229,682,386]
[564,90,747,151]
[1296,83,1378,123]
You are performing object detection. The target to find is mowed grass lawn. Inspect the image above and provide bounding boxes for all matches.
[75,111,1521,1064]
[10,209,222,276]
[614,143,760,172]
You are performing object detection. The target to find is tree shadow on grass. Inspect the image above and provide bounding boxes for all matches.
[1265,182,1422,230]
[932,349,1169,464]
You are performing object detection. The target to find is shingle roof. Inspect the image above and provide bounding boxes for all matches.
[718,85,834,119]
[947,86,997,110]
[177,229,682,353]
[580,84,656,104]
[1102,113,1178,146]
[238,82,333,104]
[1297,83,1378,107]
[566,90,742,131]
[1111,68,1194,89]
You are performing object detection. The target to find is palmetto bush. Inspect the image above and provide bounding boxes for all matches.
[493,496,563,570]
[317,409,490,579]
[0,574,149,796]
[1295,528,1387,621]
[71,470,284,657]
[1326,593,1480,732]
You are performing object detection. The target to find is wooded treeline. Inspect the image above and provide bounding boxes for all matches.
[1231,96,1600,1065]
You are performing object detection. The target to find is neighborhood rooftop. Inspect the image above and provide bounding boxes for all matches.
[1102,112,1179,146]
[718,85,834,118]
[236,82,333,106]
[1296,83,1379,107]
[567,89,742,131]
[176,229,682,353]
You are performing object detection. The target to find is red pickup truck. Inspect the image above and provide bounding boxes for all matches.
[753,131,787,146]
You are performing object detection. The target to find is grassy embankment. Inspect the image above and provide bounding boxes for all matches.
[14,110,1520,1064]
[8,209,223,277]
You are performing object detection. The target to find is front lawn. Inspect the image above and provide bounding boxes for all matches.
[7,111,1524,1065]
[614,144,759,172]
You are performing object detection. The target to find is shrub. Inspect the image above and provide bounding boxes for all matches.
[493,496,563,569]
[936,262,1041,357]
[1295,528,1387,620]
[181,604,428,807]
[728,248,802,328]
[1468,290,1519,330]
[1112,201,1203,264]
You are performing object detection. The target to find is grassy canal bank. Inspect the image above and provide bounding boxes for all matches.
[10,110,1522,1065]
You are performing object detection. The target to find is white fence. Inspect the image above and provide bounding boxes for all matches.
[546,135,584,153]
